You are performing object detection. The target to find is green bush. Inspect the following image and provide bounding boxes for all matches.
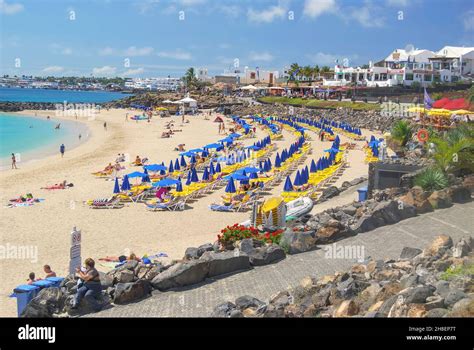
[390,120,413,147]
[440,264,474,281]
[414,167,449,191]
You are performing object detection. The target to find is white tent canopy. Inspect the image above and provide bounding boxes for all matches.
[162,99,173,103]
[239,85,258,90]
[177,96,197,103]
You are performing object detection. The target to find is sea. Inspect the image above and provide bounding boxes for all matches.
[0,87,130,103]
[0,87,129,168]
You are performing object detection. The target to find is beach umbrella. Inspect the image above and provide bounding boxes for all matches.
[152,178,179,187]
[191,168,199,182]
[215,162,222,173]
[294,170,302,186]
[310,159,317,173]
[189,148,204,153]
[174,158,181,171]
[202,167,210,181]
[205,143,222,149]
[127,171,147,178]
[186,171,192,185]
[249,172,258,179]
[113,177,120,194]
[142,168,151,183]
[190,154,197,164]
[283,176,293,192]
[229,133,241,139]
[121,175,131,191]
[144,164,167,172]
[168,160,174,173]
[209,162,215,175]
[176,179,183,192]
[225,177,236,193]
[180,155,187,167]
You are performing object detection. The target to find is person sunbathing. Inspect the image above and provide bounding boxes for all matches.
[10,193,34,202]
[41,180,71,190]
[116,153,126,162]
[99,252,141,263]
[174,144,186,152]
[161,131,172,138]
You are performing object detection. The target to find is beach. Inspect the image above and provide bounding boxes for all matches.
[0,108,378,317]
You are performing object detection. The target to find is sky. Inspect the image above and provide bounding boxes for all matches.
[1,0,473,78]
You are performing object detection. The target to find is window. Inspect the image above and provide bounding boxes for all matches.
[405,73,414,81]
[424,74,432,81]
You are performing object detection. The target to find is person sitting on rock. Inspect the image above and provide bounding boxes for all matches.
[71,258,102,311]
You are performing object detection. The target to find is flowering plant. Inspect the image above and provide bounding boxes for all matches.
[217,224,284,245]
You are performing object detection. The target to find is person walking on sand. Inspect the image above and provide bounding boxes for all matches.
[60,144,65,158]
[125,113,129,122]
[103,121,107,131]
[11,153,17,169]
[79,133,82,141]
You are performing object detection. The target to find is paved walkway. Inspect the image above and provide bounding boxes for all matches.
[92,201,474,317]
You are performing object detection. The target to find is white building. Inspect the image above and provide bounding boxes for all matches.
[196,67,212,82]
[324,46,474,88]
[124,77,181,91]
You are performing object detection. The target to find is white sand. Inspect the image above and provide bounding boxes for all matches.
[0,108,378,316]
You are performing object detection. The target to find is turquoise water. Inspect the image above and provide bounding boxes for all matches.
[0,113,88,167]
[0,87,131,103]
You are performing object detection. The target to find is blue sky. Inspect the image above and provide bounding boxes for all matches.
[1,0,473,78]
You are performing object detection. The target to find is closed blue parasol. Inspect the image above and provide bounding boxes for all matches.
[191,167,199,182]
[176,178,183,192]
[215,162,222,173]
[142,168,151,182]
[310,159,317,173]
[190,154,197,164]
[186,171,192,185]
[174,158,181,171]
[283,176,293,191]
[180,155,187,167]
[294,170,302,186]
[209,162,215,175]
[225,177,236,193]
[121,175,131,191]
[113,177,120,193]
[202,167,210,181]
[169,160,174,173]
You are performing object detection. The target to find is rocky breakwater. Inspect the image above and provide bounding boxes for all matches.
[20,240,286,317]
[0,102,58,112]
[279,175,472,255]
[212,235,474,317]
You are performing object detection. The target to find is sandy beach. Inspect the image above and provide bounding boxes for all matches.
[0,108,378,316]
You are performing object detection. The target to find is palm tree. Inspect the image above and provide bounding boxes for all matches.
[390,120,413,148]
[182,67,197,90]
[313,65,320,80]
[429,124,474,173]
[287,63,301,83]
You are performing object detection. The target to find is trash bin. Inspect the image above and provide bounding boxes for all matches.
[357,186,368,202]
[12,284,40,317]
[45,277,64,287]
[32,279,55,289]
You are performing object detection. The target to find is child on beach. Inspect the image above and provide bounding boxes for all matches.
[27,272,39,285]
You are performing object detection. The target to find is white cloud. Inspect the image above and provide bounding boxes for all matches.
[217,5,241,18]
[61,48,73,55]
[386,0,409,6]
[351,3,385,28]
[92,66,117,76]
[247,5,286,23]
[98,47,116,56]
[122,68,145,76]
[178,0,206,5]
[42,66,64,73]
[157,50,192,60]
[124,46,154,56]
[0,0,24,15]
[135,0,160,15]
[463,10,474,31]
[303,0,337,18]
[248,51,274,62]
